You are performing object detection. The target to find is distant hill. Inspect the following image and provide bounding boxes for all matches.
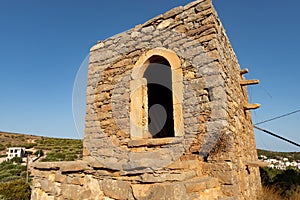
[0,131,82,162]
[257,149,300,162]
[1,130,299,163]
[1,131,299,199]
[0,131,40,156]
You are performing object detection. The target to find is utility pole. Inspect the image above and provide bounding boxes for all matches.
[26,153,29,184]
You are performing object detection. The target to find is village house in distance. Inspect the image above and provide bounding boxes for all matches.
[6,147,26,161]
[5,147,39,163]
[31,0,263,199]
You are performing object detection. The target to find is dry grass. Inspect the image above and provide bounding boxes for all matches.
[289,192,300,200]
[258,186,282,200]
[259,186,300,200]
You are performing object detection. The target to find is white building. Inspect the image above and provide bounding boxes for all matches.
[260,154,300,170]
[6,147,26,161]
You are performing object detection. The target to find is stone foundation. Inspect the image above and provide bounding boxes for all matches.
[31,160,224,200]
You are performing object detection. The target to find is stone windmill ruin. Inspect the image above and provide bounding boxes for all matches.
[31,0,263,199]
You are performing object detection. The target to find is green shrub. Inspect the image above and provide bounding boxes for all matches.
[65,154,77,161]
[260,167,280,185]
[34,149,44,157]
[0,160,28,183]
[0,163,16,171]
[0,173,11,182]
[20,171,27,178]
[0,179,31,200]
[23,143,36,149]
[0,176,20,183]
[10,157,23,164]
[7,169,21,176]
[260,167,300,198]
[274,168,300,197]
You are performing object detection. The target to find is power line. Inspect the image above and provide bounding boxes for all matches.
[254,125,300,148]
[254,109,300,125]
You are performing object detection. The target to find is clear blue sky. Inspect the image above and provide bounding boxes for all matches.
[0,0,299,152]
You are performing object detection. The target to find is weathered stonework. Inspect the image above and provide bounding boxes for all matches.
[31,0,262,199]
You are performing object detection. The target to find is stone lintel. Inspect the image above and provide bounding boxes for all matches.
[128,137,183,147]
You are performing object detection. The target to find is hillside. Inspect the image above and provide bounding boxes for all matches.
[0,131,82,162]
[0,131,40,156]
[258,149,300,162]
[0,131,299,199]
[1,131,300,162]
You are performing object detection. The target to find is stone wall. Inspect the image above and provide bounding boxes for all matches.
[31,0,262,199]
[31,160,222,200]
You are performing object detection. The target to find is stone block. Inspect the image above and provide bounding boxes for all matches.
[128,137,182,147]
[185,179,207,193]
[173,103,184,137]
[32,162,60,170]
[195,0,212,12]
[101,179,131,200]
[165,183,187,200]
[142,15,163,27]
[141,171,196,183]
[61,184,82,200]
[221,185,239,197]
[184,177,219,193]
[130,78,147,139]
[132,183,186,200]
[157,19,174,30]
[187,24,215,36]
[83,175,104,200]
[193,53,214,66]
[55,173,66,183]
[197,33,217,43]
[60,161,89,173]
[164,6,184,19]
[132,184,162,200]
[66,176,84,185]
[173,81,183,103]
[90,41,104,52]
[124,148,179,170]
[184,0,205,11]
[167,159,202,170]
[141,26,155,34]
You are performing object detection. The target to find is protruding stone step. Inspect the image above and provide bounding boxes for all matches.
[245,160,268,167]
[240,79,259,86]
[244,103,261,110]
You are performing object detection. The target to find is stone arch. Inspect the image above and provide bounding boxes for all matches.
[130,48,184,139]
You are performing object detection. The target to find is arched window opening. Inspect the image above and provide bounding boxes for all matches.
[130,48,183,140]
[144,56,174,138]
